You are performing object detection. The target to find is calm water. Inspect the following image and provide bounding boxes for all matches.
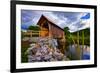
[65,45,90,60]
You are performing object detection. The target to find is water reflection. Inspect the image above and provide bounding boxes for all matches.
[64,44,90,60]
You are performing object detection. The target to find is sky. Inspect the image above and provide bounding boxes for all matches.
[21,10,90,32]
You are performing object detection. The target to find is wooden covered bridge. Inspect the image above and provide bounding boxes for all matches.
[37,15,65,39]
[24,15,65,40]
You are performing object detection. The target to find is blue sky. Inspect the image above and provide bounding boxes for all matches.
[21,10,90,32]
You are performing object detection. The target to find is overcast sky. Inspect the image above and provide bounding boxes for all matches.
[21,10,90,32]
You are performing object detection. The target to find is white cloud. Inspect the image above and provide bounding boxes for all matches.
[42,12,69,28]
[22,10,90,32]
[67,13,90,32]
[40,12,90,32]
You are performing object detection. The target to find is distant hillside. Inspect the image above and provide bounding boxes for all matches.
[71,28,90,36]
[64,27,90,46]
[72,28,90,45]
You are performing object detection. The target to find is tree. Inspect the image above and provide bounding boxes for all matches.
[64,27,76,45]
[64,27,72,45]
[64,27,70,35]
[28,25,40,31]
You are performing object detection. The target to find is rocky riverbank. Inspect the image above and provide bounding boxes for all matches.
[26,37,66,62]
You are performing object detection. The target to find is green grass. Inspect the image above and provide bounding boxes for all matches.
[21,41,30,63]
[21,48,28,63]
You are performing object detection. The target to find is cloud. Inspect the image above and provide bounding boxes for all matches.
[21,10,90,32]
[68,13,90,32]
[42,12,69,28]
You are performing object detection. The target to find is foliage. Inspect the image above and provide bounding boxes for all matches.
[21,41,30,63]
[64,27,71,45]
[28,25,40,31]
[72,28,90,46]
[64,27,90,46]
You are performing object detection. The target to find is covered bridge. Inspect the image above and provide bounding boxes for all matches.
[37,15,65,40]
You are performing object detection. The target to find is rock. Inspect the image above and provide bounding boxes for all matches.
[28,37,65,62]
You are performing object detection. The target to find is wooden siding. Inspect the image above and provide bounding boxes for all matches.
[37,15,65,39]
